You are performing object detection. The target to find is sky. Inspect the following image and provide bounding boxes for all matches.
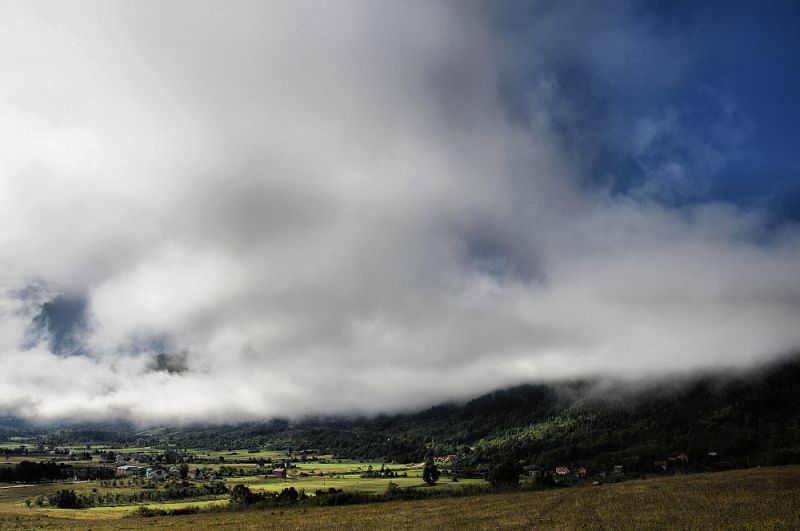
[1,0,799,424]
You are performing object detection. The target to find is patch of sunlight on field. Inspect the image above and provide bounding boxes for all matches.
[28,497,230,520]
[244,475,486,494]
[292,461,396,472]
[193,449,288,461]
[0,443,32,449]
[113,447,159,454]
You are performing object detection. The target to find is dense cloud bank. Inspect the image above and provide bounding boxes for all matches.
[1,1,799,423]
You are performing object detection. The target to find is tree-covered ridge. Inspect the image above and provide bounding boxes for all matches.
[3,356,799,471]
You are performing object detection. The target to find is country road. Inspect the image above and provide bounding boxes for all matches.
[0,480,90,489]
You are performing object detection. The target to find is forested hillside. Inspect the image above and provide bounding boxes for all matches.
[4,356,799,473]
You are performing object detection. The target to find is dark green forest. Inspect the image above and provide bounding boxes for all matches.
[3,356,799,474]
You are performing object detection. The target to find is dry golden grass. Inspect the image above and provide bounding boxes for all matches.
[1,465,799,530]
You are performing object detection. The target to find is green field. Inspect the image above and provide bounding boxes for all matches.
[0,449,487,525]
[232,474,484,495]
[0,465,798,529]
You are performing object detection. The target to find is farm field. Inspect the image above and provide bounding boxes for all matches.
[0,465,798,529]
[231,473,485,495]
[0,448,488,525]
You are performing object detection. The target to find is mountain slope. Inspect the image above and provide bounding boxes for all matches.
[5,356,800,471]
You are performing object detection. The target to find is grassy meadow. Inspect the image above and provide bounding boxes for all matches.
[0,465,798,529]
[0,449,486,524]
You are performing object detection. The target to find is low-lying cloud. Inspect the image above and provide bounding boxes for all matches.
[1,1,799,424]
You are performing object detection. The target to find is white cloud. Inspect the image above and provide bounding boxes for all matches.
[0,1,798,423]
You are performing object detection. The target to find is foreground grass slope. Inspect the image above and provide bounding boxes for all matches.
[1,465,798,530]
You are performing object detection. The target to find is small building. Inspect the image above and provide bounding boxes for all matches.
[555,466,570,475]
[188,468,204,480]
[115,455,128,465]
[612,465,623,474]
[654,460,668,471]
[576,467,588,478]
[273,467,287,479]
[116,465,144,476]
[146,468,166,480]
[676,453,689,462]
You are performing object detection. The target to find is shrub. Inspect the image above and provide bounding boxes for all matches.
[50,489,80,509]
[385,481,400,498]
[487,460,523,488]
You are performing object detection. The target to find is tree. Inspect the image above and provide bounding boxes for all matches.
[179,463,189,479]
[277,486,299,503]
[50,489,80,509]
[230,484,258,506]
[422,456,440,486]
[487,459,523,488]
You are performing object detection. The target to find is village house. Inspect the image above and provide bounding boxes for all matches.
[146,467,167,480]
[576,467,588,478]
[654,460,668,471]
[273,467,287,479]
[115,465,144,477]
[555,466,570,475]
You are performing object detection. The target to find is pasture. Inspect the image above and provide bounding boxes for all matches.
[0,447,486,524]
[0,465,797,529]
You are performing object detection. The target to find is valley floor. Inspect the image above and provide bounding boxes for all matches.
[1,465,799,530]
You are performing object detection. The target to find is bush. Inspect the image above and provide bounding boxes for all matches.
[230,484,259,506]
[487,460,523,488]
[133,506,163,517]
[50,489,80,509]
[385,481,399,498]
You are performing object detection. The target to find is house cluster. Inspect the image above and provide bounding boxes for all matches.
[112,454,154,465]
[261,461,295,479]
[553,466,589,478]
[115,464,181,479]
[531,463,624,483]
[545,453,691,481]
[653,453,689,471]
